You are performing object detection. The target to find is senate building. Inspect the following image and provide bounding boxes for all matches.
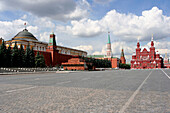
[131,35,163,69]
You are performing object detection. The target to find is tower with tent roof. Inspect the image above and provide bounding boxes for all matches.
[120,48,126,64]
[107,32,112,58]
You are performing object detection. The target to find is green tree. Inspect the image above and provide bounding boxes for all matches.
[6,45,12,67]
[25,44,31,67]
[35,52,46,67]
[119,63,131,69]
[18,44,25,67]
[12,42,19,67]
[30,47,35,67]
[0,41,7,67]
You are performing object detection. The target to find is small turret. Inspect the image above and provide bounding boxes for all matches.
[49,32,56,47]
[151,34,154,47]
[137,37,140,48]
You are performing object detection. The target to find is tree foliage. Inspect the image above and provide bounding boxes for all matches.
[119,63,131,69]
[18,44,25,67]
[30,47,35,67]
[0,41,7,67]
[6,45,12,67]
[35,51,46,67]
[11,42,19,67]
[82,57,111,68]
[0,42,46,68]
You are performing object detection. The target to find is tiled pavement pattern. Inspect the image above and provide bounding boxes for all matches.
[0,69,169,113]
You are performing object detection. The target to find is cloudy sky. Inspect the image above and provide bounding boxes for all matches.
[0,0,170,63]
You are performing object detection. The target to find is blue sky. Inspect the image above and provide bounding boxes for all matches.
[0,0,170,62]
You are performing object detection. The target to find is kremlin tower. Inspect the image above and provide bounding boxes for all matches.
[107,32,112,58]
[120,48,126,64]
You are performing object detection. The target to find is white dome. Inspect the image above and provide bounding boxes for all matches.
[132,52,136,55]
[156,51,160,54]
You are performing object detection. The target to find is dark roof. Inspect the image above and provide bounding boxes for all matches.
[13,29,37,41]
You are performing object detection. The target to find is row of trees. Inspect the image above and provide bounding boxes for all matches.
[119,63,131,69]
[82,56,131,69]
[0,41,46,67]
[82,57,111,68]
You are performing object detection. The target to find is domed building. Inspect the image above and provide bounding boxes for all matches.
[3,25,87,67]
[6,28,48,51]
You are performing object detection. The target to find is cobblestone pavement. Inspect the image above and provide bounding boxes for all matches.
[0,69,169,113]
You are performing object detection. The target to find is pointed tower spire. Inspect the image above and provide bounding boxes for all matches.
[151,34,153,41]
[121,48,124,57]
[137,37,140,48]
[151,34,154,47]
[106,32,112,58]
[108,32,111,44]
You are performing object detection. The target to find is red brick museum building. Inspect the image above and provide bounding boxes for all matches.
[131,36,163,69]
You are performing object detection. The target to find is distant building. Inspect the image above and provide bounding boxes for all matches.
[131,35,163,69]
[120,48,126,64]
[5,28,47,51]
[164,53,170,68]
[88,32,119,69]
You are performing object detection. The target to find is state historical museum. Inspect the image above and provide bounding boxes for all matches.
[131,36,163,69]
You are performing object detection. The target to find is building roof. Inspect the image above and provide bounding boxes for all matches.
[13,29,38,41]
[108,33,111,44]
[121,49,124,57]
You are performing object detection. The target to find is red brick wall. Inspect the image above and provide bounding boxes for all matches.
[53,52,73,66]
[34,51,52,66]
[111,58,119,68]
[120,57,126,64]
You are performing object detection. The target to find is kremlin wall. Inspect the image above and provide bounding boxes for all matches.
[0,26,123,70]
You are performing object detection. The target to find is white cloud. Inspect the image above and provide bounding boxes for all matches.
[33,18,55,29]
[93,41,134,55]
[0,19,38,40]
[39,32,50,42]
[146,41,170,49]
[73,45,93,54]
[60,7,170,41]
[65,0,90,20]
[93,0,114,4]
[65,6,89,20]
[0,0,89,21]
[145,41,170,55]
[69,19,104,37]
[21,14,27,19]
